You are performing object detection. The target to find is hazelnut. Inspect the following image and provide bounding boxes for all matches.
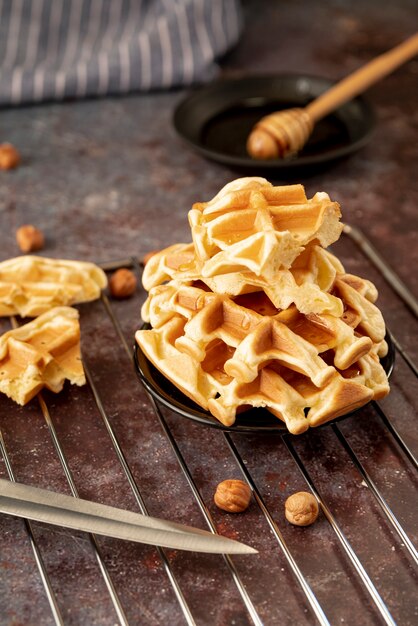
[0,143,20,169]
[214,479,251,513]
[16,225,44,253]
[142,250,159,265]
[285,491,319,526]
[109,268,137,298]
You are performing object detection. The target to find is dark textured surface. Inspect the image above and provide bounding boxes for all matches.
[0,1,417,625]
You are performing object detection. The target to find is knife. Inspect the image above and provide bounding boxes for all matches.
[0,478,256,554]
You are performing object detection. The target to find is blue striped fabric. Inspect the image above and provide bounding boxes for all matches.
[0,0,242,105]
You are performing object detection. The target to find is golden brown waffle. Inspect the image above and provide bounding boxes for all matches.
[0,256,107,317]
[141,281,383,366]
[142,243,198,292]
[207,367,374,432]
[136,315,217,410]
[136,177,390,433]
[142,243,344,317]
[189,178,343,279]
[333,276,385,344]
[136,282,389,434]
[0,306,85,405]
[224,314,371,383]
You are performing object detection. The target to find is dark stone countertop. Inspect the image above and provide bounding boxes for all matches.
[0,1,417,625]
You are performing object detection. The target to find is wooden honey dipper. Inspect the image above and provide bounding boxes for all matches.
[247,33,418,160]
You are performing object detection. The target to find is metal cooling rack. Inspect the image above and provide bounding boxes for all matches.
[0,226,417,626]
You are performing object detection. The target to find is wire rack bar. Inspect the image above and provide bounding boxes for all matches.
[150,396,264,626]
[98,258,138,272]
[223,432,331,626]
[2,242,412,624]
[83,358,197,626]
[283,435,397,626]
[36,394,131,626]
[372,402,418,470]
[0,429,64,626]
[332,423,418,565]
[7,316,130,626]
[343,225,418,319]
[102,284,264,626]
[342,226,418,470]
[389,330,418,377]
[127,250,416,626]
[99,241,418,626]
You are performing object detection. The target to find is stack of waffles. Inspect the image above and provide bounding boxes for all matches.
[0,256,107,405]
[135,178,389,434]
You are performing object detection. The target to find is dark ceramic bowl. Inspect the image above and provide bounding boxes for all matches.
[173,74,375,175]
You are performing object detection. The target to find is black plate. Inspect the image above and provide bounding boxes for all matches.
[173,74,375,174]
[133,329,394,434]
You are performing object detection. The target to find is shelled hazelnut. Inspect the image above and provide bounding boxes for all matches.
[16,225,44,253]
[109,268,137,298]
[0,143,20,170]
[285,491,319,526]
[214,479,252,513]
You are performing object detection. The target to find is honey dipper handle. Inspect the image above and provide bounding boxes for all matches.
[306,33,418,122]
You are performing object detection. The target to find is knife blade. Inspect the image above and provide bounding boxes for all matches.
[0,479,256,554]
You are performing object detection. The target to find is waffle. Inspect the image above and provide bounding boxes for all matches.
[142,243,344,317]
[143,279,384,370]
[188,178,343,279]
[136,177,390,433]
[333,276,385,344]
[136,281,389,434]
[208,367,374,432]
[0,306,85,405]
[0,256,107,317]
[142,243,198,292]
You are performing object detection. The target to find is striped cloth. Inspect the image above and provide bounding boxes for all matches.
[0,0,242,105]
